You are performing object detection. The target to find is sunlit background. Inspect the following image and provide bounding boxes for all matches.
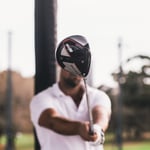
[0,0,150,150]
[0,0,150,87]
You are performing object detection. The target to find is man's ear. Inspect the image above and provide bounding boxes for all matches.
[56,64,61,81]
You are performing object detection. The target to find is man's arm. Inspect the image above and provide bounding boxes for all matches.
[92,105,111,131]
[38,108,98,141]
[88,105,111,145]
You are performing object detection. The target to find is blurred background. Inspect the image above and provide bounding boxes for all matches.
[0,0,150,150]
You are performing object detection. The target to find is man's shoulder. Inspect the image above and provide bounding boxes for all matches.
[32,83,58,99]
[88,85,102,93]
[88,85,110,100]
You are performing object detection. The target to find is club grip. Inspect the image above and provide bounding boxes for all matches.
[89,125,94,135]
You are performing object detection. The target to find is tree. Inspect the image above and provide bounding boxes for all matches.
[0,71,34,148]
[112,55,150,139]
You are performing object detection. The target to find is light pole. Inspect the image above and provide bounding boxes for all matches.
[116,37,123,150]
[5,31,15,150]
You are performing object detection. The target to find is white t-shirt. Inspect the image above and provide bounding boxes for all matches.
[30,83,111,150]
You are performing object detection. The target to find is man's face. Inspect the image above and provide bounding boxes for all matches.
[61,69,82,88]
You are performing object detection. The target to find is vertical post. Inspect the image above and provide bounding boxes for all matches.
[5,31,15,150]
[116,37,123,150]
[34,0,57,149]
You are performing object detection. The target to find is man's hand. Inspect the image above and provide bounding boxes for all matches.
[78,122,99,142]
[89,124,105,146]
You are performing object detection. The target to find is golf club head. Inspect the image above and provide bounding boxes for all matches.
[56,35,91,77]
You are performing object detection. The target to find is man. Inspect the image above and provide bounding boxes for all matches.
[30,35,111,150]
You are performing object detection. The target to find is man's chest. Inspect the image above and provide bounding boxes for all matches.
[53,96,89,121]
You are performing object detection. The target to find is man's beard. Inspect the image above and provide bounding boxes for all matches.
[64,78,80,88]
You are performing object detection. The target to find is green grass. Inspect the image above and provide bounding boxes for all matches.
[0,133,34,150]
[104,132,150,150]
[15,133,34,150]
[0,133,150,150]
[104,141,150,150]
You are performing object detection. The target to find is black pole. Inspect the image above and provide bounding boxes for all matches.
[34,0,57,149]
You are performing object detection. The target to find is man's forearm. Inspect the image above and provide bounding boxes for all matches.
[92,105,111,131]
[47,116,81,135]
[39,108,81,135]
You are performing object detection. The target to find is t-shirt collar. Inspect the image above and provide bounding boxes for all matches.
[51,83,66,97]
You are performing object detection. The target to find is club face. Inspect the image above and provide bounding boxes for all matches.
[63,61,83,77]
[56,40,91,77]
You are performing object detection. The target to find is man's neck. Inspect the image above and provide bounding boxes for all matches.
[58,81,84,107]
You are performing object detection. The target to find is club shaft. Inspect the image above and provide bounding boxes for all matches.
[83,78,94,134]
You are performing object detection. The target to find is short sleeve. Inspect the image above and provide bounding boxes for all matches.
[90,88,111,113]
[30,93,54,125]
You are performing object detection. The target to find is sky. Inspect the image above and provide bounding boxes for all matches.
[0,0,150,87]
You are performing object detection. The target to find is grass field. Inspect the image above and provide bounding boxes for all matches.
[0,133,150,150]
[104,141,150,150]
